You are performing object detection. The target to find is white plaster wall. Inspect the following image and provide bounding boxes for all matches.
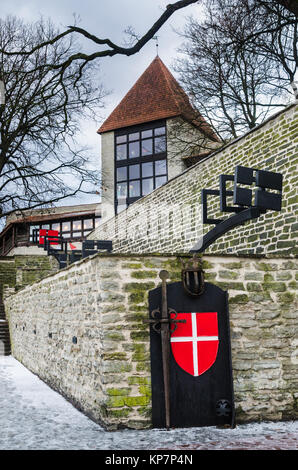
[166,117,188,179]
[9,246,47,256]
[100,131,115,225]
[166,117,218,179]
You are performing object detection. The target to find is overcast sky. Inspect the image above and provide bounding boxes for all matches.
[1,1,202,205]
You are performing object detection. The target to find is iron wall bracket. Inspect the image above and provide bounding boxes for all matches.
[190,165,283,254]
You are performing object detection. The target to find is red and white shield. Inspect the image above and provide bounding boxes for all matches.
[170,312,219,376]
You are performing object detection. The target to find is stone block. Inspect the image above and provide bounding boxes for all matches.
[246,282,263,292]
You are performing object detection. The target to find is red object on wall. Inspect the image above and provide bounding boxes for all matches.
[39,229,59,245]
[170,312,219,376]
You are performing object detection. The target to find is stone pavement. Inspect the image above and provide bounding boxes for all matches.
[0,356,297,451]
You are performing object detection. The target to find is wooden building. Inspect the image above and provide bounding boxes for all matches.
[0,203,101,256]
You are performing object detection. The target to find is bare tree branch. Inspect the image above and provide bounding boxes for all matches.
[0,1,199,72]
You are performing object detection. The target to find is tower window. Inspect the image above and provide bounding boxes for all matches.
[114,121,167,214]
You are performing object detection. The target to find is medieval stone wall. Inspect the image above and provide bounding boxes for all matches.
[4,252,297,430]
[0,257,16,294]
[90,104,298,257]
[0,255,58,297]
[0,254,59,356]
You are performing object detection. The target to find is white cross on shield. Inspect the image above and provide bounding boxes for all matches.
[170,312,219,376]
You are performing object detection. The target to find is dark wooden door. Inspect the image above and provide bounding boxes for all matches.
[148,281,235,428]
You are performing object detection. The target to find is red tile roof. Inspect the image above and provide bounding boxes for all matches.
[98,56,219,141]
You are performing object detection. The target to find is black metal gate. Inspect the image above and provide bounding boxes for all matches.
[148,281,235,429]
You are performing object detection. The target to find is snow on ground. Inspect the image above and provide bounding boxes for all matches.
[0,355,297,450]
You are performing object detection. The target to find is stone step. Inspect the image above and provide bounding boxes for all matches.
[0,310,11,355]
[0,294,11,356]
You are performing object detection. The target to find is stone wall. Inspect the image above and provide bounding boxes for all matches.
[0,257,16,294]
[4,252,297,429]
[90,104,298,257]
[0,254,59,356]
[0,255,58,298]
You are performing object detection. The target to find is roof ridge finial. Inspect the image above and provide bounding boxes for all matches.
[152,35,159,56]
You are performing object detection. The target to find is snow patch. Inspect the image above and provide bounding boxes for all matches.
[0,356,297,450]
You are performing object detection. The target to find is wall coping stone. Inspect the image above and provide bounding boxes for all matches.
[4,250,297,299]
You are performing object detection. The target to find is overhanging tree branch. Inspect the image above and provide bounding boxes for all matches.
[1,1,199,71]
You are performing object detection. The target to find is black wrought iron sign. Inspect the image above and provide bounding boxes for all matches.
[190,165,283,253]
